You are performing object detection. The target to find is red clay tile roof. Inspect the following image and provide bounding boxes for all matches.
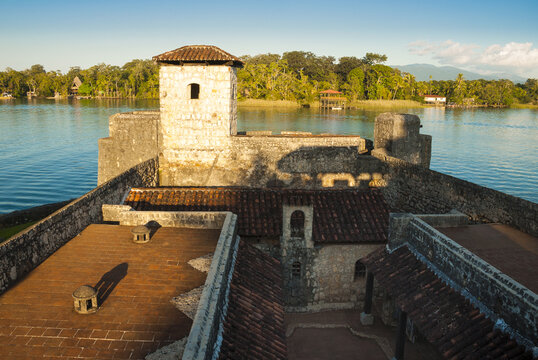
[152,45,243,67]
[319,89,342,94]
[218,241,287,360]
[124,188,389,244]
[362,247,535,360]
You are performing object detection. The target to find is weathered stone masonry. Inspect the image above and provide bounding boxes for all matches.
[374,112,431,168]
[374,150,538,237]
[98,111,159,184]
[160,134,370,188]
[158,64,238,167]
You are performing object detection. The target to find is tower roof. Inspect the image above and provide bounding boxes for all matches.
[152,45,244,67]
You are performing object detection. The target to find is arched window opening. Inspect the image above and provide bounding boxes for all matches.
[188,83,200,99]
[292,261,301,279]
[354,260,366,281]
[290,210,305,238]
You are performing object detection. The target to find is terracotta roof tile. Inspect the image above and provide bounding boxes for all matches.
[361,247,535,359]
[319,89,342,94]
[124,188,389,244]
[152,45,243,66]
[218,241,287,360]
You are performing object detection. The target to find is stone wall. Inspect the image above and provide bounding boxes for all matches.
[97,108,376,189]
[182,213,239,360]
[0,158,158,294]
[389,214,538,347]
[98,111,159,185]
[160,134,371,188]
[309,244,382,311]
[375,151,538,237]
[102,204,228,229]
[279,201,383,311]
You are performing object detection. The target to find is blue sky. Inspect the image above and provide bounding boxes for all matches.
[1,0,537,77]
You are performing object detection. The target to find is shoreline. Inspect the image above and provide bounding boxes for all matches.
[0,199,74,241]
[0,199,74,228]
[3,96,536,109]
[237,99,426,109]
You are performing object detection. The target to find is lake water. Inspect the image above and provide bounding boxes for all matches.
[0,99,536,214]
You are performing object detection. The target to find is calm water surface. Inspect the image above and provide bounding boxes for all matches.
[0,99,536,214]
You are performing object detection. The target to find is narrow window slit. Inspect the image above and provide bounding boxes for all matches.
[188,83,200,99]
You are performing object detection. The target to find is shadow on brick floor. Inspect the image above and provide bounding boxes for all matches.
[95,262,128,305]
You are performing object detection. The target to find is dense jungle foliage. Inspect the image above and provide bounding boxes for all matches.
[0,60,159,99]
[1,52,537,106]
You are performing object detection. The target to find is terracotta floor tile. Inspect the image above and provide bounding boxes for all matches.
[90,329,109,339]
[58,328,78,338]
[10,335,30,345]
[43,328,62,337]
[61,346,83,357]
[79,347,100,358]
[60,337,79,347]
[11,326,31,336]
[43,337,64,347]
[27,336,48,346]
[108,340,127,351]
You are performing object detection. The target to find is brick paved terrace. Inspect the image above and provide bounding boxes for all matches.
[0,224,219,359]
[437,223,538,293]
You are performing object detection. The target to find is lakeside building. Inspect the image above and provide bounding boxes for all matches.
[70,76,82,96]
[0,45,536,360]
[423,94,446,104]
[319,89,347,109]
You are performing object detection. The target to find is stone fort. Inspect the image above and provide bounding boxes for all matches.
[0,45,536,360]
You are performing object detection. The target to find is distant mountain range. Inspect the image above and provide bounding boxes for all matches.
[390,64,527,83]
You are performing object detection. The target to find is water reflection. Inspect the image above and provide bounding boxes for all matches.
[0,99,536,214]
[0,99,159,213]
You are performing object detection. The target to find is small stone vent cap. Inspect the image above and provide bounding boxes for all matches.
[131,225,150,243]
[72,285,98,314]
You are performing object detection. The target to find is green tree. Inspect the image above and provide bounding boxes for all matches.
[335,57,363,81]
[342,67,365,100]
[365,64,393,99]
[1,50,535,105]
[3,68,27,97]
[450,73,467,104]
[242,53,281,65]
[77,82,93,96]
[282,51,335,81]
[361,53,387,66]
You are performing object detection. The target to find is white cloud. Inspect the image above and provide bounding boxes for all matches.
[480,42,538,68]
[436,41,480,65]
[408,40,538,77]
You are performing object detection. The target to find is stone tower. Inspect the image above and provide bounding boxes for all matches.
[373,113,432,168]
[152,45,244,184]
